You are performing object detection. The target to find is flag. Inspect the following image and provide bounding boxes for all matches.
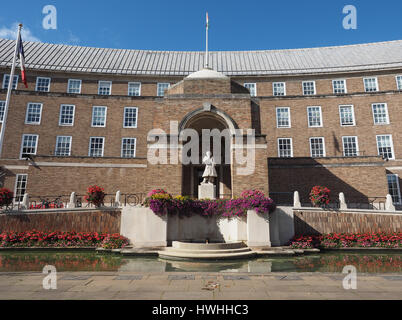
[17,34,27,88]
[206,12,209,30]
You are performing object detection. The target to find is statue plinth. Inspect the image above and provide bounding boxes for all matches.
[198,183,216,200]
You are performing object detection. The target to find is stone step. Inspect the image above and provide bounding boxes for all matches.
[164,247,252,254]
[172,241,247,250]
[158,250,257,261]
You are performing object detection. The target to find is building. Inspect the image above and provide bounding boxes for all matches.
[0,38,402,206]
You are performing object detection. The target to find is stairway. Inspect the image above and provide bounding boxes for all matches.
[158,241,257,260]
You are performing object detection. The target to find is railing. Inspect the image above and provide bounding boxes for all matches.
[269,192,294,206]
[122,193,146,206]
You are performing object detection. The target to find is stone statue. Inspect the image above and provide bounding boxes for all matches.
[202,151,218,184]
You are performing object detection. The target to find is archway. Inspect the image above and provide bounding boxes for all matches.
[180,111,233,199]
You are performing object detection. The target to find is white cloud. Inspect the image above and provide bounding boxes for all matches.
[0,23,41,42]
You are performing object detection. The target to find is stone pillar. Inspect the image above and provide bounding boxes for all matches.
[385,194,396,212]
[115,191,121,207]
[21,193,29,210]
[269,210,281,247]
[293,191,301,209]
[247,210,271,247]
[339,192,347,210]
[67,192,77,209]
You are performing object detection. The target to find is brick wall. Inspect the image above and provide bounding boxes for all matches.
[0,209,121,233]
[294,209,402,235]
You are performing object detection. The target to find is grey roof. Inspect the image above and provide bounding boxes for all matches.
[0,38,402,76]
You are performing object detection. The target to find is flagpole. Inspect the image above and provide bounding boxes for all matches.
[205,13,209,68]
[0,24,22,158]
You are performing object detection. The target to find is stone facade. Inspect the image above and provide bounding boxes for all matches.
[0,41,402,202]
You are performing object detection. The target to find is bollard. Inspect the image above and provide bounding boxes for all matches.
[22,193,29,210]
[115,190,121,207]
[67,192,77,209]
[293,191,301,209]
[339,192,348,210]
[385,194,396,212]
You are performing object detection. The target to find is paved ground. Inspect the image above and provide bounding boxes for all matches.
[0,272,401,300]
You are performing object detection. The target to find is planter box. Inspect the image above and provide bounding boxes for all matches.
[247,210,271,247]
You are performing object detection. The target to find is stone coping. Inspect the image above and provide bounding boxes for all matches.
[0,247,97,252]
[320,247,402,252]
[293,207,402,215]
[0,207,121,215]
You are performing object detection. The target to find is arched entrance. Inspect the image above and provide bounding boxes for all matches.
[180,110,233,199]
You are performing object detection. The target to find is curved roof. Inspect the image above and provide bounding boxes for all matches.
[0,38,402,76]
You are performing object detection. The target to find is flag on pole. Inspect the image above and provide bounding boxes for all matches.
[17,34,27,88]
[206,12,209,30]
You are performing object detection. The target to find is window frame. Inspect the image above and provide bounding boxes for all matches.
[67,79,82,94]
[128,82,142,97]
[302,81,316,95]
[339,105,356,127]
[372,103,390,125]
[14,174,28,204]
[35,77,51,92]
[121,137,137,158]
[25,103,43,125]
[55,136,72,157]
[276,107,291,128]
[2,74,19,90]
[387,174,402,205]
[59,104,76,127]
[0,100,5,123]
[277,138,293,158]
[123,107,138,129]
[91,106,108,128]
[157,83,170,97]
[244,83,257,97]
[20,134,39,159]
[309,137,326,158]
[88,137,105,157]
[396,75,402,90]
[307,106,323,128]
[98,81,112,96]
[273,82,286,96]
[332,79,347,94]
[363,77,379,92]
[376,134,395,160]
[342,136,359,157]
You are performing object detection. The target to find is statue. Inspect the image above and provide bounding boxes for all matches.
[202,151,217,184]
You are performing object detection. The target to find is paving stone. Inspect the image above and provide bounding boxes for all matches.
[114,275,143,280]
[168,275,195,280]
[274,275,302,281]
[60,276,92,281]
[381,276,402,281]
[223,275,250,280]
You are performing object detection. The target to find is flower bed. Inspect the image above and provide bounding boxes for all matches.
[144,189,276,217]
[291,232,402,249]
[0,231,129,249]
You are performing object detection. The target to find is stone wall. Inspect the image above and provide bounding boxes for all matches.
[294,209,402,236]
[0,209,121,233]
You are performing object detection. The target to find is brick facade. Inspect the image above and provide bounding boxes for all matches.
[1,42,402,202]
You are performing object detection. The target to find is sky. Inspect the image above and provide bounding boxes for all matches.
[0,0,401,51]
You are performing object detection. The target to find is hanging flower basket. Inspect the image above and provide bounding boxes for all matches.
[309,186,330,207]
[85,185,105,208]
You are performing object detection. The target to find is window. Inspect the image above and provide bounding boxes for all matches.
[35,77,51,92]
[302,81,316,95]
[310,137,325,158]
[244,83,257,97]
[397,76,402,90]
[332,79,347,94]
[0,101,4,123]
[89,137,105,157]
[278,138,293,158]
[342,136,359,157]
[276,107,291,128]
[128,82,141,96]
[364,77,378,92]
[98,81,112,95]
[123,107,138,128]
[273,82,286,96]
[376,135,394,160]
[25,103,43,125]
[59,105,75,126]
[55,136,72,156]
[121,138,137,158]
[372,103,389,125]
[339,105,355,126]
[387,174,402,204]
[307,106,322,127]
[20,134,38,159]
[14,174,27,202]
[92,106,107,127]
[2,74,18,90]
[67,79,82,94]
[157,83,170,96]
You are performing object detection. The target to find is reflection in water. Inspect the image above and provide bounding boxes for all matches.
[0,251,401,273]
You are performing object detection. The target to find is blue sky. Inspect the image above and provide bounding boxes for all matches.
[0,0,401,51]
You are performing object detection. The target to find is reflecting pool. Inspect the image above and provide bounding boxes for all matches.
[0,251,401,273]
